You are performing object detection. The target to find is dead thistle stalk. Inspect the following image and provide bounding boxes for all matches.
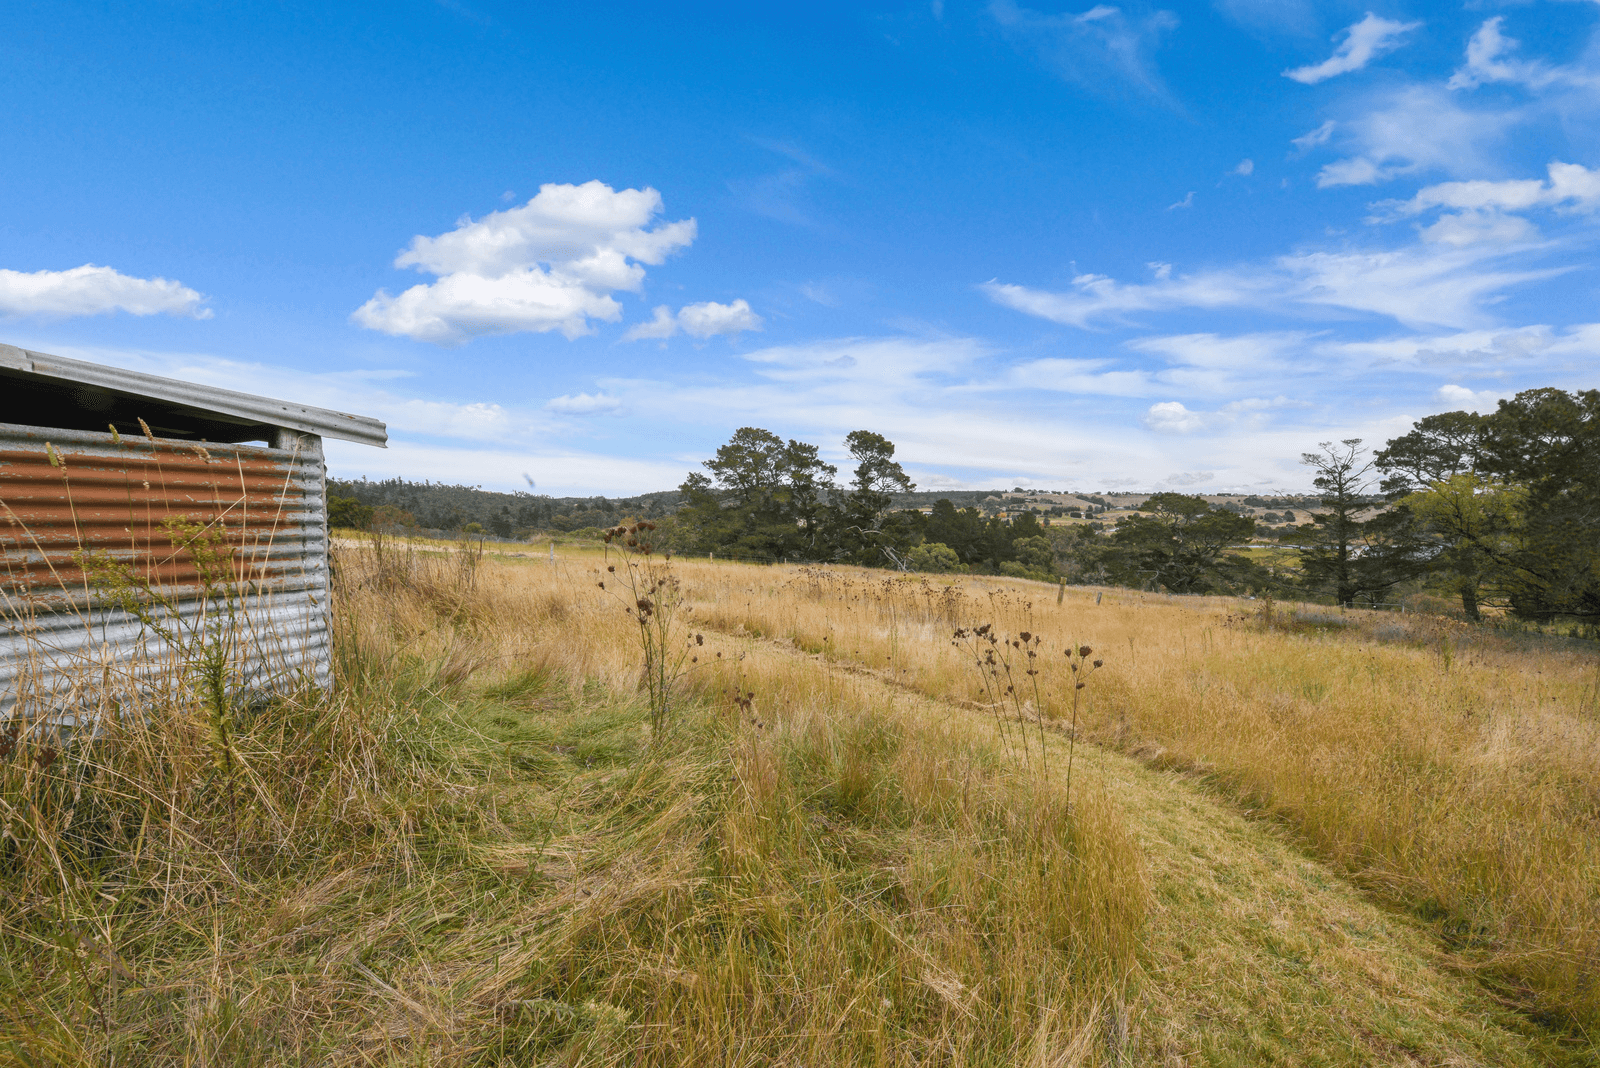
[951,623,1049,777]
[597,522,702,744]
[1063,644,1104,813]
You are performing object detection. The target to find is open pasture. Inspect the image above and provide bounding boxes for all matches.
[2,537,1595,1065]
[669,556,1600,1036]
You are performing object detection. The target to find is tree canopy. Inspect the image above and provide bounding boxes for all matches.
[1106,493,1255,594]
[1377,388,1600,621]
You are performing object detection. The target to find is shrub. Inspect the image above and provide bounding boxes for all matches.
[999,560,1053,582]
[327,494,374,530]
[907,541,961,572]
[1013,534,1057,574]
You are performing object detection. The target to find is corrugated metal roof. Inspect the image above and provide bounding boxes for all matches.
[0,342,387,448]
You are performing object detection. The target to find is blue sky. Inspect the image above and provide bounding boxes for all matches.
[3,1,1598,495]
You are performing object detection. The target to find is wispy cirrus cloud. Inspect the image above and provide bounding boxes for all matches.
[1212,0,1319,37]
[1373,161,1600,219]
[544,391,622,415]
[1143,396,1309,436]
[988,1,1180,104]
[1291,119,1335,154]
[1283,13,1422,86]
[1314,323,1600,369]
[1449,16,1600,92]
[993,332,1310,402]
[1128,331,1304,372]
[1308,15,1600,191]
[729,138,837,228]
[984,237,1559,331]
[1363,161,1600,247]
[38,327,1519,499]
[983,266,1258,327]
[1314,85,1519,188]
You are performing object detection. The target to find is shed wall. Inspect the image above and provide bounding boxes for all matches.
[0,422,329,721]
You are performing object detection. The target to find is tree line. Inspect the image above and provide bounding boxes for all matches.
[327,387,1597,626]
[326,477,680,538]
[670,388,1598,624]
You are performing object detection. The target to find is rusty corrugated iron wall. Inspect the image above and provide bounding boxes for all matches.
[0,422,329,720]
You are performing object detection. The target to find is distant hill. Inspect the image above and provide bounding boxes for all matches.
[326,476,1323,538]
[326,476,682,538]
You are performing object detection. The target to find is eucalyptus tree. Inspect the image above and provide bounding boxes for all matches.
[1378,389,1600,621]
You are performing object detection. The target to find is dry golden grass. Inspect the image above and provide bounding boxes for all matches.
[0,540,1143,1065]
[1,536,1594,1065]
[657,559,1600,1037]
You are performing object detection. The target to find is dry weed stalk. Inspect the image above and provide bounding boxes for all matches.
[1062,643,1104,813]
[952,623,1048,776]
[597,521,702,742]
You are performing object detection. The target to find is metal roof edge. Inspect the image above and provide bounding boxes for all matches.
[0,343,387,448]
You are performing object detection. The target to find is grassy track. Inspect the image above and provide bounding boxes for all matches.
[678,620,1586,1065]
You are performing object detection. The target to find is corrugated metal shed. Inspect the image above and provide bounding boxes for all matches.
[0,345,387,723]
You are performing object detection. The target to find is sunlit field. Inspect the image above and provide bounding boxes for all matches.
[672,554,1600,1036]
[3,534,1595,1065]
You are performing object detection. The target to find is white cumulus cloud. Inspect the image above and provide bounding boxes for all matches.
[0,264,210,319]
[1436,384,1505,411]
[352,180,696,345]
[622,299,763,341]
[622,305,680,341]
[1144,401,1210,434]
[679,299,763,339]
[1284,13,1422,85]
